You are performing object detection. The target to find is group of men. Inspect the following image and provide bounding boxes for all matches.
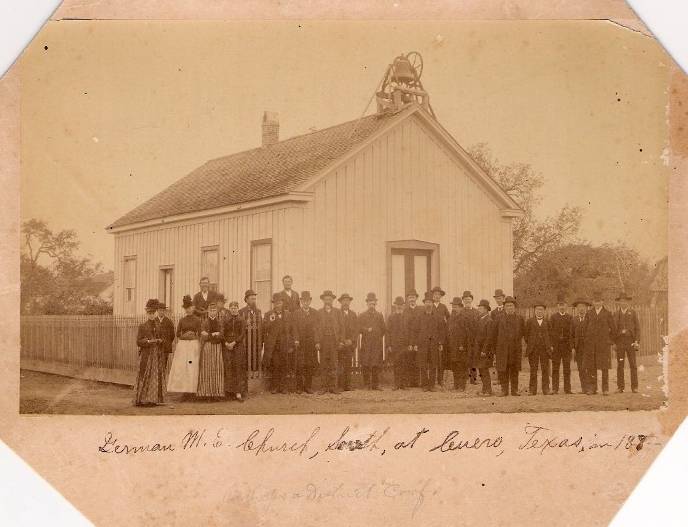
[188,275,642,397]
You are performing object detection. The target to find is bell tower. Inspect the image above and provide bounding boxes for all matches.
[375,52,434,117]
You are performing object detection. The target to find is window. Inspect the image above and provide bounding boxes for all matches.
[159,266,174,311]
[251,239,272,312]
[123,256,136,314]
[201,247,219,292]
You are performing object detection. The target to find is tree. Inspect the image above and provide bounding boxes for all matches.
[468,143,582,277]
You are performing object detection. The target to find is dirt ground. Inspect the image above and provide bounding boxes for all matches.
[20,355,665,415]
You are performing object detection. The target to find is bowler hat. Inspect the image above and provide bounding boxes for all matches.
[503,296,517,306]
[462,290,474,300]
[450,296,462,306]
[393,296,405,306]
[533,300,546,309]
[244,289,257,300]
[430,286,446,296]
[182,295,193,309]
[573,298,591,307]
[406,289,419,299]
[320,290,336,300]
[145,298,159,312]
[271,292,283,303]
[300,290,312,300]
[338,293,353,302]
[493,288,505,298]
[365,292,378,303]
[478,299,491,311]
[422,291,434,303]
[615,292,632,301]
[157,302,167,310]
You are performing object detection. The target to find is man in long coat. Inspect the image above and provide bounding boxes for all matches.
[277,275,300,313]
[447,296,471,391]
[525,301,553,395]
[386,296,408,389]
[416,291,444,391]
[291,290,319,394]
[337,293,358,391]
[571,299,590,393]
[430,286,449,387]
[239,289,263,376]
[614,292,640,393]
[582,292,616,395]
[491,289,507,321]
[403,289,421,387]
[549,293,574,394]
[473,299,495,396]
[315,290,345,394]
[494,296,525,396]
[460,291,480,384]
[358,292,386,390]
[262,293,294,394]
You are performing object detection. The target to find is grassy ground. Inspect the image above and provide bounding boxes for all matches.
[20,355,665,415]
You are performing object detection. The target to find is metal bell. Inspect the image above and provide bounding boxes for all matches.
[391,56,416,84]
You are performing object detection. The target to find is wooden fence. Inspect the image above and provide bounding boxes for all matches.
[20,305,667,385]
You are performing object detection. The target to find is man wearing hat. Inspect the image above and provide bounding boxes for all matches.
[571,299,590,393]
[582,292,616,395]
[614,292,640,393]
[239,289,263,378]
[358,293,387,390]
[491,289,507,321]
[337,293,358,391]
[291,291,319,394]
[277,275,300,313]
[416,291,445,391]
[403,289,422,387]
[473,299,495,396]
[430,286,449,388]
[525,302,553,395]
[461,291,480,385]
[549,293,574,394]
[387,296,408,390]
[315,290,345,394]
[447,296,471,391]
[494,296,525,396]
[262,293,295,394]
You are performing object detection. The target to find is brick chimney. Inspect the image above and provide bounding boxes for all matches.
[262,111,279,147]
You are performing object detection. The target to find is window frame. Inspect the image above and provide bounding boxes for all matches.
[200,245,220,292]
[250,238,273,312]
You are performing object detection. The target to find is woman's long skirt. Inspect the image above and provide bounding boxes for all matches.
[134,347,167,405]
[196,342,225,397]
[167,339,200,393]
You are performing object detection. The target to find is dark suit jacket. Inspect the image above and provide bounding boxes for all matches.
[291,307,319,346]
[495,313,525,371]
[582,307,616,370]
[193,291,212,316]
[525,317,552,356]
[262,309,293,367]
[614,309,640,342]
[315,307,345,345]
[358,309,386,367]
[415,308,443,366]
[571,314,587,362]
[447,311,471,361]
[340,308,359,347]
[473,313,495,369]
[549,312,573,349]
[402,306,421,349]
[277,289,300,313]
[157,315,176,354]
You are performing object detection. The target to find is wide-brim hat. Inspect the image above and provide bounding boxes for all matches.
[365,292,378,303]
[450,296,462,306]
[244,289,257,300]
[493,288,505,298]
[300,290,312,300]
[503,296,517,306]
[533,300,546,309]
[182,295,193,309]
[430,286,446,297]
[478,299,491,311]
[338,293,353,302]
[422,291,434,303]
[615,292,632,301]
[320,290,336,300]
[461,290,474,299]
[406,289,419,299]
[393,296,405,306]
[573,298,591,307]
[145,298,159,312]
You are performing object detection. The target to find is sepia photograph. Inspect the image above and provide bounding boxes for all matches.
[19,18,669,415]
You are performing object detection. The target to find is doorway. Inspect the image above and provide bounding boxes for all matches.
[387,240,439,307]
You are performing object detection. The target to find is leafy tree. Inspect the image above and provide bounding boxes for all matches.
[468,143,582,277]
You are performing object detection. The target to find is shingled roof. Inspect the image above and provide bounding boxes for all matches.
[109,111,401,229]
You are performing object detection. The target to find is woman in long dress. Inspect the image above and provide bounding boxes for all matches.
[167,295,201,398]
[133,298,167,406]
[222,300,247,402]
[196,300,225,399]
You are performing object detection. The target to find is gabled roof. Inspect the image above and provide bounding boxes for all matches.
[108,110,404,229]
[109,105,521,231]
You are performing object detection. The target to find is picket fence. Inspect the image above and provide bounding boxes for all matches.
[20,306,667,386]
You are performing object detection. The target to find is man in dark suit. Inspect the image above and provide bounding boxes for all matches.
[430,286,449,388]
[337,293,358,391]
[525,301,553,395]
[582,291,616,395]
[403,289,421,387]
[262,293,294,394]
[491,288,507,321]
[571,299,590,393]
[416,291,444,391]
[614,292,640,393]
[192,277,213,318]
[460,291,480,385]
[277,275,300,313]
[387,296,408,390]
[358,292,386,390]
[473,299,495,396]
[448,296,471,391]
[291,291,319,394]
[315,290,345,394]
[156,301,176,373]
[239,289,263,376]
[549,293,574,394]
[494,296,525,396]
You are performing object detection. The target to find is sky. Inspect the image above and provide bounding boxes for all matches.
[20,20,670,270]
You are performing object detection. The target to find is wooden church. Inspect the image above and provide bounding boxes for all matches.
[109,53,521,316]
